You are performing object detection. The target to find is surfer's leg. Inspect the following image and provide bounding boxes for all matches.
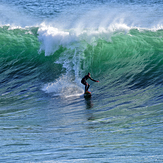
[87,84,90,90]
[81,80,86,93]
[85,85,87,93]
[86,83,90,92]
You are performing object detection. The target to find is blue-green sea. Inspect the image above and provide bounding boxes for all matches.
[0,0,163,162]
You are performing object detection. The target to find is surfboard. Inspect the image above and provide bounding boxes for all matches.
[84,91,91,97]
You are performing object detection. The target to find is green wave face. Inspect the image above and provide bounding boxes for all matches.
[1,26,163,94]
[85,29,163,89]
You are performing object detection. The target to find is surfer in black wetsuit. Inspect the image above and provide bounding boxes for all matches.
[81,72,99,93]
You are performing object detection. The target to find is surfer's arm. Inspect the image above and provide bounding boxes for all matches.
[89,77,99,82]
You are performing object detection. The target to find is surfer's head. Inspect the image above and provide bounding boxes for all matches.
[88,72,90,76]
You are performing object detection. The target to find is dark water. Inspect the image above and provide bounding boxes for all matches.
[0,0,163,162]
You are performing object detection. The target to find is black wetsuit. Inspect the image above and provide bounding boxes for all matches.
[81,74,97,93]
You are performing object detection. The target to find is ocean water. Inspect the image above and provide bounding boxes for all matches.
[0,0,163,162]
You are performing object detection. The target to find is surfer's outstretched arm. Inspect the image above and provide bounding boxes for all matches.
[87,72,99,82]
[89,76,99,82]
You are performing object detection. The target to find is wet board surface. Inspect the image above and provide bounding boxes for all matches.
[84,91,91,97]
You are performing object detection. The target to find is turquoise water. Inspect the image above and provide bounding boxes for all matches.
[0,0,163,162]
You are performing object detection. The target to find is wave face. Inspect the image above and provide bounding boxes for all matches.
[1,25,163,104]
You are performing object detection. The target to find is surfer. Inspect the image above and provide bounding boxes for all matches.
[81,72,99,93]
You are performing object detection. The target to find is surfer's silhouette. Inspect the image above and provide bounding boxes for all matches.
[81,73,99,93]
